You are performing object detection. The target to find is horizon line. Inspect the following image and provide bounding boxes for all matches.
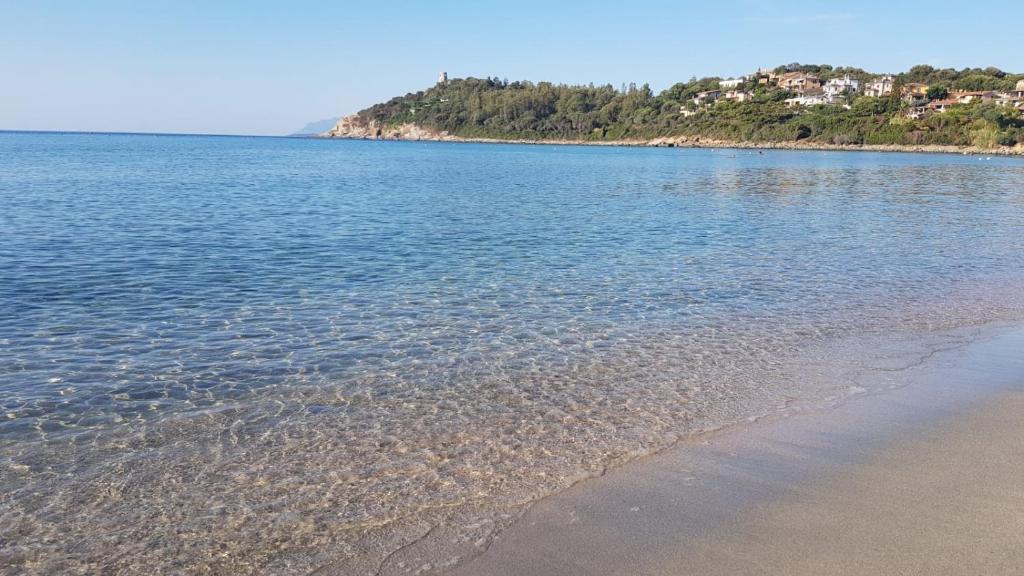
[0,129,313,139]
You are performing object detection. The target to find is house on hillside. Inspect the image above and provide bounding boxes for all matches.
[864,75,894,97]
[905,105,929,120]
[753,68,778,86]
[952,91,994,104]
[927,98,958,113]
[777,72,822,95]
[824,75,860,100]
[999,81,1024,103]
[692,90,722,106]
[785,94,829,107]
[901,83,930,101]
[995,92,1019,107]
[724,90,753,102]
[719,78,744,89]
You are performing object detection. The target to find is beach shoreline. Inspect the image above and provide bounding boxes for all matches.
[437,322,1024,576]
[318,130,1024,157]
[338,321,1024,576]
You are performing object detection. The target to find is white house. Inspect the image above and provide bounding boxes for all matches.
[824,75,860,99]
[785,94,830,107]
[719,78,744,89]
[905,106,929,120]
[864,75,894,97]
[723,90,753,102]
[692,90,721,106]
[1007,82,1024,100]
[952,91,994,104]
[994,93,1018,107]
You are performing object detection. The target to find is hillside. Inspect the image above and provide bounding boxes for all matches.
[324,64,1024,150]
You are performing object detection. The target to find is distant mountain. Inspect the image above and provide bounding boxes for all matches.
[291,117,341,136]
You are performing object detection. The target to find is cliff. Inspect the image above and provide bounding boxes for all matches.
[322,115,446,140]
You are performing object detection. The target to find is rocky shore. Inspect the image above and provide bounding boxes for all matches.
[321,116,1024,157]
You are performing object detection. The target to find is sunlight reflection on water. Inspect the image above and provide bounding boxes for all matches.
[2,133,1024,573]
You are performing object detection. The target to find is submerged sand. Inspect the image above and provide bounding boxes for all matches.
[446,325,1024,576]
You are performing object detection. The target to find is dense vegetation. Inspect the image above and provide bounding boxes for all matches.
[352,64,1024,148]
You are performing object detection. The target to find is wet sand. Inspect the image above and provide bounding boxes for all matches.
[649,392,1024,575]
[449,325,1024,576]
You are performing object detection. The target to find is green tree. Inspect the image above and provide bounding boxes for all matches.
[926,85,949,100]
[953,74,1002,91]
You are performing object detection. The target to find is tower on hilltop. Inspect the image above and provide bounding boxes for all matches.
[438,71,448,84]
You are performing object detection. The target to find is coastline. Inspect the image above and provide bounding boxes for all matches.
[318,131,1024,157]
[442,322,1024,576]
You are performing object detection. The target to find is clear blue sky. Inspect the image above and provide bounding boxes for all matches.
[2,0,1019,136]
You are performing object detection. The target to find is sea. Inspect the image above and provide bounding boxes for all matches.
[2,131,1024,574]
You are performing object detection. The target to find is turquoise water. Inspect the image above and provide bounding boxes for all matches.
[2,132,1024,573]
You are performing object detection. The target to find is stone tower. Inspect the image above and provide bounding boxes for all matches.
[438,71,448,84]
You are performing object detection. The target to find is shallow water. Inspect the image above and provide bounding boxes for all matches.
[2,132,1024,574]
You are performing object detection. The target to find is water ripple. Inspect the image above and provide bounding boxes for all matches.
[2,133,1024,573]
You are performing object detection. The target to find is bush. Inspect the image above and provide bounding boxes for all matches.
[832,133,859,145]
[998,127,1022,146]
[970,122,1001,148]
[926,85,949,100]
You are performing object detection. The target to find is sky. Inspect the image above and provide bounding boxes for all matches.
[1,0,1020,136]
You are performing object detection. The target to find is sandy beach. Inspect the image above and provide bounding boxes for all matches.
[650,392,1024,575]
[445,324,1024,576]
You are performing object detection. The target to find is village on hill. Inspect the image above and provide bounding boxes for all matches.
[688,68,1024,118]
